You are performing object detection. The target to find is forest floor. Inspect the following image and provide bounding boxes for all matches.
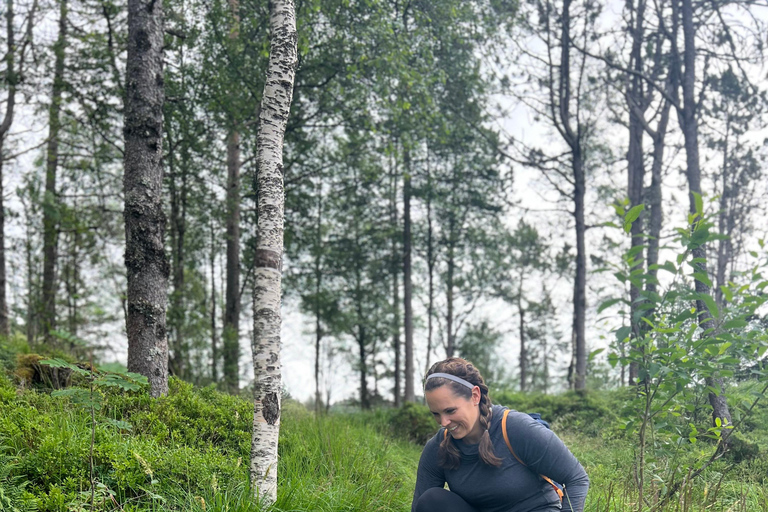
[1,343,768,511]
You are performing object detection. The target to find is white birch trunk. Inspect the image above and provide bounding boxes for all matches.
[250,0,297,504]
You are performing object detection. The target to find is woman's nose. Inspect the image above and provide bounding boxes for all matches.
[440,416,450,427]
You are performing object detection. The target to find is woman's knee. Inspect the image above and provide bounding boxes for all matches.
[415,488,477,512]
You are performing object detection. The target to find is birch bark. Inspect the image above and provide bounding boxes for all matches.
[250,0,297,502]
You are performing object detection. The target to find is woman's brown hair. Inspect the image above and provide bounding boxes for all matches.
[424,357,502,470]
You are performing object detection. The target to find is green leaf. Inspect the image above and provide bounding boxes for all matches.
[624,204,645,226]
[597,298,624,314]
[691,271,712,288]
[722,318,748,330]
[693,191,704,217]
[615,326,632,343]
[650,261,677,275]
[39,358,90,376]
[104,418,133,431]
[589,348,605,361]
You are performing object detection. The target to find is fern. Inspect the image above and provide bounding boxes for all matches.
[0,455,38,512]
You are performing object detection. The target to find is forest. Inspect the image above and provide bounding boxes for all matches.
[1,0,768,510]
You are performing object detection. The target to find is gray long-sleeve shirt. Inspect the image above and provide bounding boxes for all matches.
[412,405,589,512]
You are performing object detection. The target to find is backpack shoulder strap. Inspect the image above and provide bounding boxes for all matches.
[501,409,564,501]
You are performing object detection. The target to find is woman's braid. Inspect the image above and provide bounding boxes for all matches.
[477,383,502,467]
[425,358,502,469]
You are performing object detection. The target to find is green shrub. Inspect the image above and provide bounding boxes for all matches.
[491,388,623,437]
[387,402,438,445]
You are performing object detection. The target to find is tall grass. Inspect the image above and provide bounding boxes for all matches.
[2,369,768,511]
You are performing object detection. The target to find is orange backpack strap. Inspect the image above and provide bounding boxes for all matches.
[501,410,564,501]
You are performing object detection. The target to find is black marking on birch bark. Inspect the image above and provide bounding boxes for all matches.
[263,392,280,425]
[255,248,282,271]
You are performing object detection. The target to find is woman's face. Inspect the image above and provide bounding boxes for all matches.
[425,384,483,444]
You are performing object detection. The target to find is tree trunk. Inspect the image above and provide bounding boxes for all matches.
[0,141,8,339]
[715,114,731,307]
[626,0,646,386]
[224,127,241,393]
[645,99,670,295]
[313,183,323,413]
[573,150,587,390]
[446,213,456,358]
[124,0,169,398]
[425,151,435,378]
[167,123,187,379]
[518,296,526,392]
[403,154,414,403]
[249,0,297,502]
[0,0,17,339]
[210,221,219,383]
[675,0,731,427]
[390,158,400,407]
[554,0,587,390]
[42,0,68,347]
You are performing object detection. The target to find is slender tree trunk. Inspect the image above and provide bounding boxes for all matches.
[715,114,731,307]
[626,0,646,386]
[210,220,218,383]
[403,152,414,403]
[249,0,297,501]
[445,212,456,358]
[645,99,670,295]
[553,0,587,390]
[518,296,526,392]
[42,0,68,346]
[0,0,16,339]
[390,157,400,407]
[313,183,323,413]
[675,0,731,427]
[124,0,169,398]
[223,0,242,393]
[425,151,435,378]
[224,127,241,393]
[22,195,35,346]
[0,141,8,339]
[167,124,186,378]
[573,150,587,390]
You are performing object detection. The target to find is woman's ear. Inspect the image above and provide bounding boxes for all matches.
[472,385,481,405]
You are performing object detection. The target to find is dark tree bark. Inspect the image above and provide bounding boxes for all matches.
[626,0,647,386]
[672,0,731,427]
[167,123,188,379]
[0,140,8,339]
[518,297,526,392]
[0,0,21,339]
[445,212,456,358]
[42,0,68,346]
[390,157,400,406]
[313,184,323,413]
[223,0,241,393]
[124,0,169,398]
[550,0,588,389]
[425,156,435,378]
[403,153,414,403]
[210,220,218,383]
[223,127,241,393]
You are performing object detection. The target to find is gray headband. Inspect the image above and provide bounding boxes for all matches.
[426,373,476,389]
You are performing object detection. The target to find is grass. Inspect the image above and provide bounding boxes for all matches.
[2,359,768,511]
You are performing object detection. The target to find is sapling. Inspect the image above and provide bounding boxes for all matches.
[599,199,768,510]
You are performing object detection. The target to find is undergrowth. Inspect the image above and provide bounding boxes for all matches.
[1,349,767,511]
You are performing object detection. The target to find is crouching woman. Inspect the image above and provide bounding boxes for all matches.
[412,358,589,512]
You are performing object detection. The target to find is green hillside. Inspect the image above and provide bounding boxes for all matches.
[1,344,767,511]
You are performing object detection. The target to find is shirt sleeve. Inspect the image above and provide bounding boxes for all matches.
[504,412,590,512]
[411,431,446,512]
